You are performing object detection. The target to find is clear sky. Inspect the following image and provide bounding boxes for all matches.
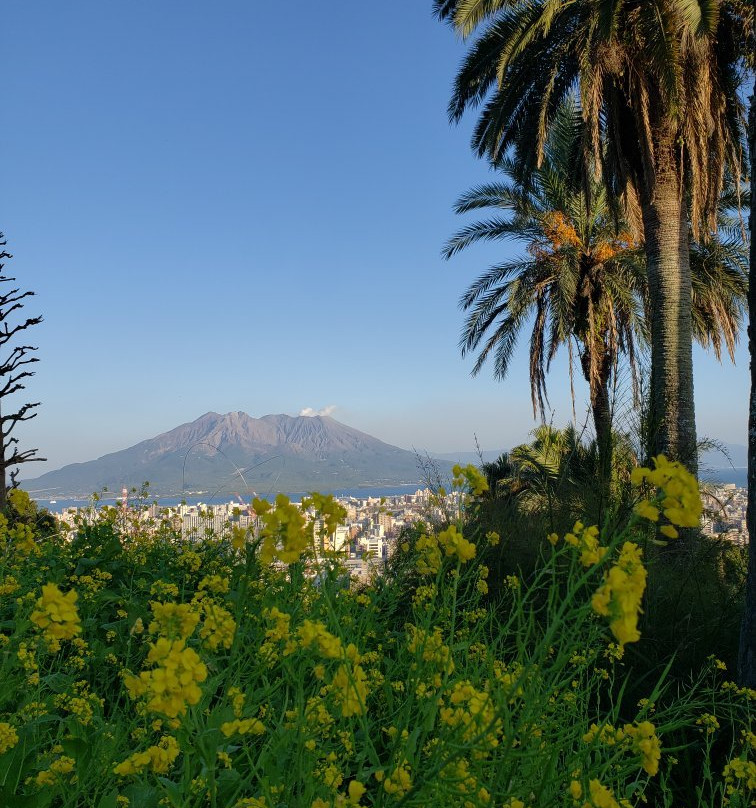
[2,1,749,475]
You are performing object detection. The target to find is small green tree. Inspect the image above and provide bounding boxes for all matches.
[0,234,45,509]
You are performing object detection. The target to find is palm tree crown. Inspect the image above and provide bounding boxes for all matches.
[434,0,752,471]
[445,113,748,477]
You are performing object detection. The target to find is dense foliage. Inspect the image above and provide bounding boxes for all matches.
[0,466,753,807]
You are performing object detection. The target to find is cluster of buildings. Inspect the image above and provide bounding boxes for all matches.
[55,482,749,579]
[57,489,455,579]
[701,483,748,546]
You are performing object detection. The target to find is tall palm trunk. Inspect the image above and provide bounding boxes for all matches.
[582,346,613,516]
[640,128,698,475]
[739,93,755,687]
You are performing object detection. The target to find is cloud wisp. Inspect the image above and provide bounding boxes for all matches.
[299,405,337,418]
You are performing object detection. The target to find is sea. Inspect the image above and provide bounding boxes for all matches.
[31,469,750,514]
[702,467,748,489]
[32,484,428,514]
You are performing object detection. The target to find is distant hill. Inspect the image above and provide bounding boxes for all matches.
[431,449,507,465]
[700,442,747,469]
[23,412,452,497]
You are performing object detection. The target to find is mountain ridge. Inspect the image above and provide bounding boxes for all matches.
[23,412,450,496]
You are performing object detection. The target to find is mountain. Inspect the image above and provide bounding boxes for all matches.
[700,442,748,469]
[431,449,507,464]
[23,412,449,497]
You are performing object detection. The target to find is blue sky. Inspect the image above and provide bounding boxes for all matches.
[2,1,749,474]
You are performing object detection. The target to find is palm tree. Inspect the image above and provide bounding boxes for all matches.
[740,84,756,687]
[445,118,748,495]
[446,140,645,487]
[434,0,751,473]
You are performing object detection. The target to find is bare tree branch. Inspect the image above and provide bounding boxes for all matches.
[0,233,44,508]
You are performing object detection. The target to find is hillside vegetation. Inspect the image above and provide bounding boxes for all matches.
[0,464,752,807]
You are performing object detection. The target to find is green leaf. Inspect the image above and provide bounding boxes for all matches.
[97,790,119,808]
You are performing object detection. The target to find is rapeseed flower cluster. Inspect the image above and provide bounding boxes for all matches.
[254,494,310,564]
[148,601,199,639]
[198,573,229,595]
[199,601,236,650]
[583,720,661,777]
[632,454,703,537]
[298,619,342,658]
[114,735,181,775]
[1,476,751,806]
[0,722,18,754]
[562,522,608,568]
[439,680,501,749]
[437,525,476,563]
[301,493,348,538]
[260,606,295,663]
[34,755,76,787]
[220,717,266,737]
[624,721,661,776]
[722,756,756,800]
[416,532,442,575]
[452,463,489,497]
[329,663,368,717]
[407,625,454,687]
[3,521,39,558]
[380,759,412,797]
[591,542,647,646]
[124,638,207,718]
[30,583,82,650]
[583,778,627,808]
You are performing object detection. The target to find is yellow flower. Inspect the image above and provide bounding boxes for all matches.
[255,494,311,565]
[30,583,82,648]
[697,713,720,734]
[124,638,207,718]
[198,574,229,595]
[438,525,476,563]
[114,736,180,775]
[0,722,19,754]
[416,533,442,575]
[633,455,702,529]
[148,601,200,639]
[452,464,489,496]
[35,755,76,787]
[635,500,659,522]
[587,779,621,808]
[722,756,756,792]
[220,718,265,737]
[330,663,368,717]
[591,542,647,647]
[347,780,366,804]
[624,720,661,776]
[659,524,678,539]
[298,620,342,659]
[0,575,20,596]
[562,523,608,568]
[199,602,236,651]
[383,759,412,797]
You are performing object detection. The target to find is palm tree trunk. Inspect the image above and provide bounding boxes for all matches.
[592,371,612,491]
[738,93,756,687]
[640,129,698,475]
[581,347,612,514]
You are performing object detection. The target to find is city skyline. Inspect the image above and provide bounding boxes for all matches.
[3,2,749,473]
